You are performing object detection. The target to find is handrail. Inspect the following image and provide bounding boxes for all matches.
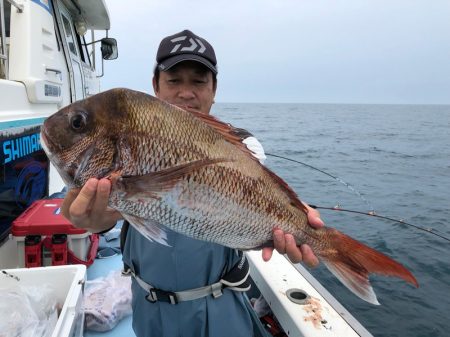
[45,67,62,75]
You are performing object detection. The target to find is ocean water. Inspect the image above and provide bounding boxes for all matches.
[212,103,450,337]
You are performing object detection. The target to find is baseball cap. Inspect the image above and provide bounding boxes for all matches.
[156,30,218,74]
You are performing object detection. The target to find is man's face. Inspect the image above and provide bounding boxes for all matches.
[153,61,216,115]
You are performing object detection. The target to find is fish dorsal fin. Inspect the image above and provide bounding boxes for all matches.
[188,111,257,158]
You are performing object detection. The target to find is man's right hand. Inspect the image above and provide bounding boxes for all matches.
[61,178,122,233]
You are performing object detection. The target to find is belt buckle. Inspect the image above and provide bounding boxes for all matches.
[146,288,178,305]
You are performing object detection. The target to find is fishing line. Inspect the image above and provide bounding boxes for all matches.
[266,152,374,212]
[309,204,450,243]
[265,152,450,242]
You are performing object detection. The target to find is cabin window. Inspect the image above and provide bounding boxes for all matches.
[77,34,91,67]
[61,13,77,56]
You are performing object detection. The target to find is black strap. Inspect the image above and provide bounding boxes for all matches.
[220,253,250,291]
[120,220,129,253]
[120,220,131,273]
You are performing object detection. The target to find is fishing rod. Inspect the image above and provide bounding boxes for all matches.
[308,204,450,243]
[266,152,374,212]
[265,152,450,242]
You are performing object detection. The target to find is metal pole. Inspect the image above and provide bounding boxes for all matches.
[91,30,96,70]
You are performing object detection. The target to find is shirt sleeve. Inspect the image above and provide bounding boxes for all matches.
[242,136,267,164]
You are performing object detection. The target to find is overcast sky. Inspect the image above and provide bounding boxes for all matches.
[101,0,450,104]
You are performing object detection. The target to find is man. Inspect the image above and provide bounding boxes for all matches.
[62,30,324,337]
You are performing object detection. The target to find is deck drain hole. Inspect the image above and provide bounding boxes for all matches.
[286,288,310,304]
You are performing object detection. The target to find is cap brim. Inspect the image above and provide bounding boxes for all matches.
[158,54,217,74]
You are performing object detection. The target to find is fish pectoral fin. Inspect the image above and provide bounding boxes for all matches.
[116,158,229,199]
[123,213,170,247]
[319,228,418,305]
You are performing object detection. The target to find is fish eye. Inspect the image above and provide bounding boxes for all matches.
[70,112,87,131]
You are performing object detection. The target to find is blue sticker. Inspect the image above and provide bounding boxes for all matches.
[15,161,48,208]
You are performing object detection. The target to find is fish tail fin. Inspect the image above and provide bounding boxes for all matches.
[319,228,418,305]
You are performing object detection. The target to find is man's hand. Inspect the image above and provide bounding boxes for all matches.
[61,178,122,233]
[262,204,324,267]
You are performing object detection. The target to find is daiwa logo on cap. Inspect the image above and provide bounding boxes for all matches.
[156,29,218,74]
[170,36,207,54]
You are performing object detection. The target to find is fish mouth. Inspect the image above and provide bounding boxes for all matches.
[41,127,77,186]
[40,124,66,154]
[40,127,55,154]
[40,126,66,171]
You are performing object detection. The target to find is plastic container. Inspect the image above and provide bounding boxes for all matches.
[11,199,98,268]
[0,264,86,337]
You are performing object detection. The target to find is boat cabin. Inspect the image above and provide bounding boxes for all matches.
[0,0,117,244]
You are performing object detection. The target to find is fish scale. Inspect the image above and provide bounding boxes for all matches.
[41,88,418,305]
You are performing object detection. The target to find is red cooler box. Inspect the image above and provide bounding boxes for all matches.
[12,199,99,268]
